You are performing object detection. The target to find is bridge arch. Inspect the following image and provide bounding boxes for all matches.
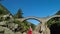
[21,16,43,33]
[21,16,42,23]
[46,15,60,22]
[45,15,60,27]
[45,15,60,34]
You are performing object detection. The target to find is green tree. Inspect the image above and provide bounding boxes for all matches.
[14,8,23,18]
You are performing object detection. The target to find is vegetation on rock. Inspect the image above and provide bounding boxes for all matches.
[47,11,60,27]
[0,4,36,33]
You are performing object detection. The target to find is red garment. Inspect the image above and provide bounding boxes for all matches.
[28,27,32,34]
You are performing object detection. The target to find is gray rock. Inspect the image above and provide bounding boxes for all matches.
[15,32,22,34]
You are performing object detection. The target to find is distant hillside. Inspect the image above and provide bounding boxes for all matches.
[55,10,60,15]
[0,4,11,15]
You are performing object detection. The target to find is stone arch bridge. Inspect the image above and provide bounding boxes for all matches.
[16,15,60,34]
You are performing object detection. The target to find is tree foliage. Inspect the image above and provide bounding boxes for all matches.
[47,17,60,27]
[14,9,23,18]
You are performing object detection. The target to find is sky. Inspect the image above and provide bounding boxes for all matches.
[0,0,60,25]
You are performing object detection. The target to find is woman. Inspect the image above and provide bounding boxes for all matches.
[27,26,32,34]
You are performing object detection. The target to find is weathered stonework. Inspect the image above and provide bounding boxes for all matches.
[19,15,60,34]
[0,14,60,34]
